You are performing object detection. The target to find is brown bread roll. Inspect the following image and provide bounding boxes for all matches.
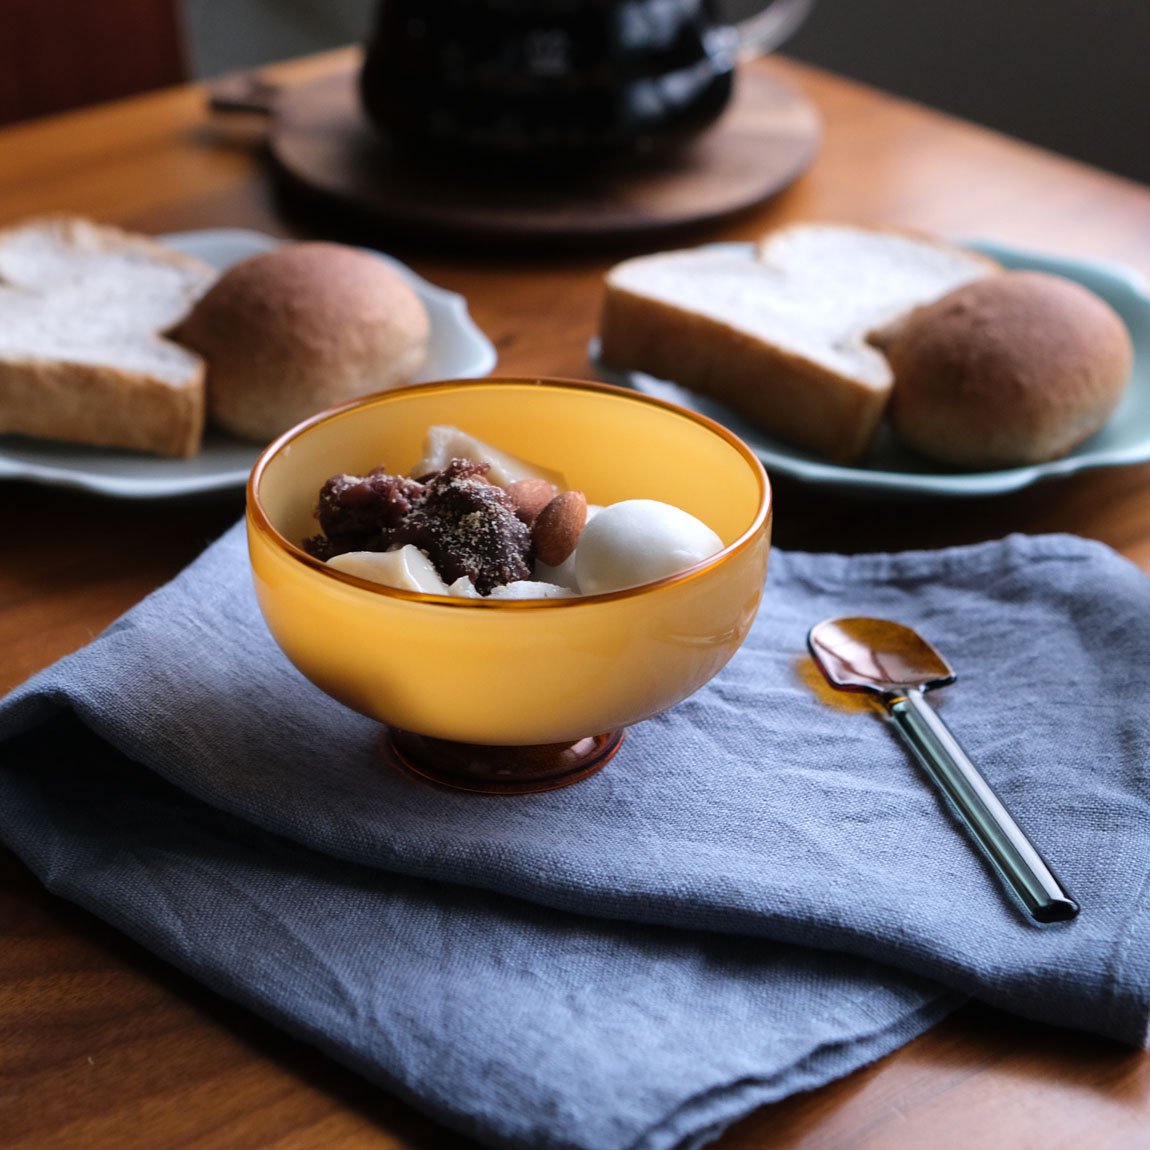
[173,242,430,442]
[875,270,1133,468]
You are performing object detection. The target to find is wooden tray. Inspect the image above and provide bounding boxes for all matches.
[218,63,820,250]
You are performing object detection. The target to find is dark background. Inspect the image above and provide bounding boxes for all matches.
[721,0,1150,185]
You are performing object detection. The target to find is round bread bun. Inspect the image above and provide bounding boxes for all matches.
[172,242,431,441]
[874,270,1133,468]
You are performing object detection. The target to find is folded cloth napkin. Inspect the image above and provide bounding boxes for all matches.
[2,522,1149,1149]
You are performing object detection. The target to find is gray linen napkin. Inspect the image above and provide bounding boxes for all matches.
[2,522,1148,1149]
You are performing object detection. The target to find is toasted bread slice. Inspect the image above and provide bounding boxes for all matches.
[0,215,216,457]
[598,223,999,463]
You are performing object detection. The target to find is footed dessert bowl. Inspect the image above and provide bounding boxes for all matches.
[246,377,772,793]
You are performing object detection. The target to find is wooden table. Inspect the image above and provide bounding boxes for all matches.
[3,47,1149,1150]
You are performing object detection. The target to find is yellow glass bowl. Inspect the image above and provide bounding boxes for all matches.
[247,378,772,790]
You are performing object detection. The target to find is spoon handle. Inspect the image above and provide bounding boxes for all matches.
[887,689,1079,923]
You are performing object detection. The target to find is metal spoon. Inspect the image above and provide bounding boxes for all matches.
[807,616,1079,924]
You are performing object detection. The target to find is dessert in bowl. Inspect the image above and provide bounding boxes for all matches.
[246,377,772,792]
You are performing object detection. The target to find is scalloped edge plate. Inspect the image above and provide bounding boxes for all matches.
[590,239,1150,497]
[0,228,498,499]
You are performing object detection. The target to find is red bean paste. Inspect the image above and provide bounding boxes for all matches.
[304,459,532,594]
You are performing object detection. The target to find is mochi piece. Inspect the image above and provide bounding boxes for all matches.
[573,500,723,594]
[326,545,450,594]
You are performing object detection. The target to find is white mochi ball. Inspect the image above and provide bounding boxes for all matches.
[573,499,723,594]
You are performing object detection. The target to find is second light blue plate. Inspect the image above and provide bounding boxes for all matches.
[591,239,1150,497]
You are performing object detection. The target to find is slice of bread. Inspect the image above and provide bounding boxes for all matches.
[0,215,216,457]
[598,223,999,463]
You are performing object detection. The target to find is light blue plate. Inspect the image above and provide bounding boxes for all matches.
[0,229,498,499]
[591,239,1150,497]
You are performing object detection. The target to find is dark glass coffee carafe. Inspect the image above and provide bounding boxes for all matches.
[359,0,810,170]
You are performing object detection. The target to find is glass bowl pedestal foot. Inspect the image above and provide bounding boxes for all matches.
[383,727,626,794]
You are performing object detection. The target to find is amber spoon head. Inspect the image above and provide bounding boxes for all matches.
[808,616,955,696]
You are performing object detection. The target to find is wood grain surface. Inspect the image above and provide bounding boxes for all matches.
[2,46,1149,1150]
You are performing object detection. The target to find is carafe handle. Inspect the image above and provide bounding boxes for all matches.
[735,0,816,58]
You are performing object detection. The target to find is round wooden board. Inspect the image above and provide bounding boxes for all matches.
[265,65,820,248]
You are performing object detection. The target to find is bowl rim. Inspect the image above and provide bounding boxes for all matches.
[246,376,772,608]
